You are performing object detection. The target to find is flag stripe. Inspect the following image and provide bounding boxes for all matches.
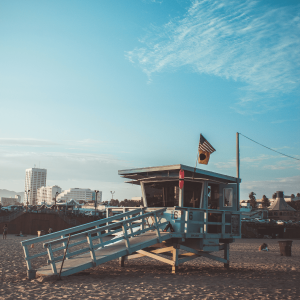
[198,134,216,153]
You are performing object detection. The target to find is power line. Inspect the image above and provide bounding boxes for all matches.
[238,133,300,161]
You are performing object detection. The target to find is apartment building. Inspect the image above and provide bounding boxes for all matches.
[0,195,21,206]
[24,168,47,205]
[36,185,62,205]
[56,188,102,203]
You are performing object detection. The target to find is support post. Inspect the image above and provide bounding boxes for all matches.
[87,233,97,266]
[47,245,58,274]
[141,181,148,207]
[236,132,240,211]
[172,245,179,274]
[224,243,229,269]
[119,256,125,267]
[23,245,32,271]
[179,186,184,207]
[61,235,70,259]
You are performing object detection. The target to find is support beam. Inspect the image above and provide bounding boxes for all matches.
[119,256,126,267]
[137,250,174,265]
[224,243,229,269]
[172,245,179,274]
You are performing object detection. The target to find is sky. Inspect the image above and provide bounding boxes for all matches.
[0,0,299,202]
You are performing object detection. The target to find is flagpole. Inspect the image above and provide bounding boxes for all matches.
[193,134,202,180]
[192,152,198,180]
[236,132,240,211]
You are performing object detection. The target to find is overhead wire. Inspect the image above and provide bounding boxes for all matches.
[238,133,300,161]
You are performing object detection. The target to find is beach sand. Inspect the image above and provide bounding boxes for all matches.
[1,235,300,299]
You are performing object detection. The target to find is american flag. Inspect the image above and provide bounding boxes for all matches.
[198,134,216,153]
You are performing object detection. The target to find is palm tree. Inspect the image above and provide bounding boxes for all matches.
[249,192,257,209]
[261,195,270,208]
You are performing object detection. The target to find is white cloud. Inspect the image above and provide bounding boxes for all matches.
[214,159,236,169]
[241,175,300,199]
[262,159,300,171]
[127,0,300,113]
[0,138,59,147]
[241,154,278,163]
[214,154,278,169]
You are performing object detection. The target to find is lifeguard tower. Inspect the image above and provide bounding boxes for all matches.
[21,163,241,278]
[116,164,241,271]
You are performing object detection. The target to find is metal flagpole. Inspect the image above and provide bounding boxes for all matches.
[192,147,199,180]
[236,132,240,211]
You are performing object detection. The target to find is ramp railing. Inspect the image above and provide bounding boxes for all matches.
[21,208,167,274]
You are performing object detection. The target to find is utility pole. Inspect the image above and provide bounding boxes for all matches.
[55,191,59,207]
[94,190,99,217]
[236,132,240,211]
[110,191,115,201]
[25,190,30,212]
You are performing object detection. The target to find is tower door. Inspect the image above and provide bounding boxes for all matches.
[219,184,237,211]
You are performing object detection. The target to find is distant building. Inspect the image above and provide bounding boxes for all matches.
[131,197,143,202]
[56,188,102,203]
[268,191,297,221]
[37,185,62,205]
[24,168,47,206]
[284,195,300,202]
[0,195,21,207]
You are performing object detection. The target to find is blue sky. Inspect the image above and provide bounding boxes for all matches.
[0,0,299,202]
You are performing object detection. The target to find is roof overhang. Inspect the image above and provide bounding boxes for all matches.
[119,164,241,185]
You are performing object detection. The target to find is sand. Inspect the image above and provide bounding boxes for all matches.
[0,235,300,299]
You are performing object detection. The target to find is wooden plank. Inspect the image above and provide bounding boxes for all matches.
[150,246,173,254]
[137,250,174,266]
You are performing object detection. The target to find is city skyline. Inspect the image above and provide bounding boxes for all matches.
[0,0,299,202]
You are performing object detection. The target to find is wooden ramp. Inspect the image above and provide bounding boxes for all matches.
[37,231,173,277]
[21,208,179,278]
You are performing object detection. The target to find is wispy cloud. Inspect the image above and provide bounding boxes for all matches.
[127,0,300,113]
[214,154,300,171]
[263,159,300,171]
[242,175,300,198]
[0,138,111,149]
[214,159,236,169]
[0,138,60,147]
[214,154,278,169]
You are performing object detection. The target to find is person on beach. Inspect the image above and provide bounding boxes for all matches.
[3,224,8,239]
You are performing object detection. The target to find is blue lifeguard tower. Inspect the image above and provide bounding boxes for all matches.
[21,164,241,278]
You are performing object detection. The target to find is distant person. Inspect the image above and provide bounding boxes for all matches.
[3,224,8,239]
[48,228,53,234]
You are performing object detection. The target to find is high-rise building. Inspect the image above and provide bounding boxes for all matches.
[37,185,62,205]
[56,188,102,203]
[24,168,47,205]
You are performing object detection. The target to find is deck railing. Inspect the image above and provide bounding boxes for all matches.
[170,207,241,239]
[21,208,167,274]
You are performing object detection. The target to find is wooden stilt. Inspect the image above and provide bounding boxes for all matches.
[224,243,229,269]
[172,245,179,274]
[119,256,125,267]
